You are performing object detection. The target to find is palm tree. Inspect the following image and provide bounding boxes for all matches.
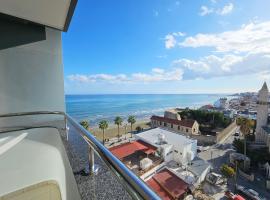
[128,115,136,138]
[239,117,251,156]
[114,116,123,142]
[79,120,89,130]
[99,120,108,145]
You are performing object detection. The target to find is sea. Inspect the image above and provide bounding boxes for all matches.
[65,94,228,126]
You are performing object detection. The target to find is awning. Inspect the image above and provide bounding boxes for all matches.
[0,0,77,31]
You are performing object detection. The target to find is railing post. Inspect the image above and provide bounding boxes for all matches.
[64,115,68,141]
[87,145,99,175]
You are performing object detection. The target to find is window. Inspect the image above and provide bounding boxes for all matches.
[193,128,196,132]
[186,128,188,132]
[171,123,173,128]
[178,126,180,130]
[160,121,162,125]
[164,122,167,127]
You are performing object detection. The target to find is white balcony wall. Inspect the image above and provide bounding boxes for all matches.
[0,27,65,127]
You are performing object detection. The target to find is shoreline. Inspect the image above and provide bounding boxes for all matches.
[89,120,151,141]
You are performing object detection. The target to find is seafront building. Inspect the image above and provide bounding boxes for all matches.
[151,109,200,136]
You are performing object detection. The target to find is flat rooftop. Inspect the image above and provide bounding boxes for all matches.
[136,127,196,147]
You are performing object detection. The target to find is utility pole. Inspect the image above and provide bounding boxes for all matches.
[234,161,238,193]
[211,150,214,170]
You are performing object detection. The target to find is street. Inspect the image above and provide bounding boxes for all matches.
[198,126,270,199]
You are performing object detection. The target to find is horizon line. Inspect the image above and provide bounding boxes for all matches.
[64,92,244,95]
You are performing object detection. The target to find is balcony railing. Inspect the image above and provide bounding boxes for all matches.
[0,111,161,200]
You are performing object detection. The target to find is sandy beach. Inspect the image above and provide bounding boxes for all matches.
[88,120,151,141]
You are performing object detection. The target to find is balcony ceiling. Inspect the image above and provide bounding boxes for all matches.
[0,0,77,31]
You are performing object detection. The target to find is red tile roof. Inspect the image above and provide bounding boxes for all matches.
[151,115,196,128]
[147,178,172,200]
[109,140,157,160]
[146,169,188,200]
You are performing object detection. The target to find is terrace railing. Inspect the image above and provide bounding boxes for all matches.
[0,111,161,200]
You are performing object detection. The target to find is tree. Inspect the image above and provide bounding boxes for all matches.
[233,138,244,154]
[238,117,252,156]
[99,120,108,145]
[114,116,123,142]
[136,126,143,133]
[79,120,89,130]
[128,115,136,138]
[220,164,235,185]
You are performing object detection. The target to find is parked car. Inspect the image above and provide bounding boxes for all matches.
[234,131,240,136]
[206,172,226,185]
[236,185,266,200]
[225,191,246,200]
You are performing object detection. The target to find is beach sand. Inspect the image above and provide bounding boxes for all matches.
[88,120,151,141]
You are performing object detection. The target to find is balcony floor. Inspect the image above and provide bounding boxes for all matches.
[61,123,132,200]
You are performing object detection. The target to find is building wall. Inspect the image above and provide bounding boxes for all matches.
[151,119,199,135]
[0,27,65,126]
[164,110,181,120]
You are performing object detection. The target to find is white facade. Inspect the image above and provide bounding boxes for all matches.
[214,98,228,109]
[135,128,197,165]
[255,82,269,143]
[0,28,65,127]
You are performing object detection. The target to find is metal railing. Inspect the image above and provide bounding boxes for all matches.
[0,111,161,200]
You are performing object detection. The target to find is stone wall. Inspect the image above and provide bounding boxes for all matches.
[216,120,237,143]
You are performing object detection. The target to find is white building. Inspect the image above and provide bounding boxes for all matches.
[255,82,270,149]
[135,127,197,165]
[214,97,228,109]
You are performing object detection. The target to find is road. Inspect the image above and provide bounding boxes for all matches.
[198,126,237,172]
[198,126,270,199]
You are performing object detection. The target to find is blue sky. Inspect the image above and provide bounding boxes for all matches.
[63,0,270,94]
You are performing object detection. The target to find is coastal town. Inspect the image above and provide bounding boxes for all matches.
[80,82,270,200]
[2,1,270,200]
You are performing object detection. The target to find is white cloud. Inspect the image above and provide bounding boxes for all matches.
[179,21,270,53]
[68,51,270,84]
[67,68,183,84]
[199,6,214,16]
[165,34,177,49]
[172,52,270,80]
[172,32,186,37]
[165,32,185,49]
[199,3,233,16]
[67,73,128,83]
[257,71,270,80]
[216,3,234,15]
[152,68,165,74]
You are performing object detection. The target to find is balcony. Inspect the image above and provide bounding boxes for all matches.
[0,111,161,200]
